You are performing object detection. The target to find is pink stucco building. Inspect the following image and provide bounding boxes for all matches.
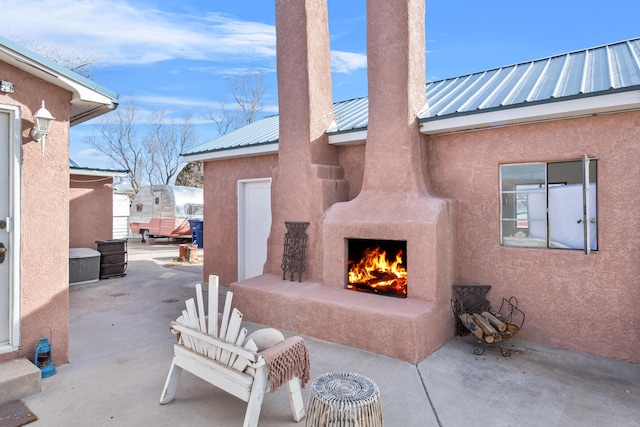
[184,0,640,364]
[0,36,119,366]
[70,163,128,249]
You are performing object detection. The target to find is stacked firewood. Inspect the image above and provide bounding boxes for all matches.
[458,311,519,343]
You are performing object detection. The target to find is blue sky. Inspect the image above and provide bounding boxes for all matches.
[2,0,639,168]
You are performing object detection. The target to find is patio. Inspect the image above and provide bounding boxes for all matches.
[22,241,640,426]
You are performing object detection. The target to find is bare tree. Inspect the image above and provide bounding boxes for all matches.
[144,110,197,185]
[205,70,268,136]
[3,35,98,78]
[176,70,268,187]
[86,101,145,194]
[87,100,197,195]
[31,42,98,78]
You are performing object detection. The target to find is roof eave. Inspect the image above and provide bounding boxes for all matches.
[328,129,367,146]
[70,167,129,178]
[419,89,640,135]
[183,142,279,162]
[0,41,119,126]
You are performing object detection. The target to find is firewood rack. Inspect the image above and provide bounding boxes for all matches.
[451,291,525,357]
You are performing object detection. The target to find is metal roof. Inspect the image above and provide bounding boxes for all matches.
[419,37,640,121]
[184,114,280,156]
[326,96,369,133]
[184,36,640,157]
[0,35,119,125]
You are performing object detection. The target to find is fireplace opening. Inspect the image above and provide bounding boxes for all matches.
[347,239,407,298]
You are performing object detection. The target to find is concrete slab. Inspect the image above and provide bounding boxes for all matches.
[0,358,41,405]
[21,241,640,426]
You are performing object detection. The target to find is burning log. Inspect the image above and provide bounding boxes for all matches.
[481,311,507,332]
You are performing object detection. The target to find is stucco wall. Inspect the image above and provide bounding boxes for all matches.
[202,153,278,285]
[69,174,114,248]
[337,144,365,199]
[427,111,640,363]
[0,61,71,365]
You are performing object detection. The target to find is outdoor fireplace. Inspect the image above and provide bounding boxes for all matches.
[347,239,407,298]
[231,0,458,363]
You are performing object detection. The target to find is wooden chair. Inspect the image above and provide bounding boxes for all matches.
[159,275,307,427]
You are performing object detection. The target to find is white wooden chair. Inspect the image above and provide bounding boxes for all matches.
[159,275,307,427]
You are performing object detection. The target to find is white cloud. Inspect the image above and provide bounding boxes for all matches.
[331,50,367,73]
[71,147,112,169]
[0,1,276,66]
[189,66,276,76]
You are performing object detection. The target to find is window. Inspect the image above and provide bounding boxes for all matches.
[500,156,597,253]
[185,204,203,216]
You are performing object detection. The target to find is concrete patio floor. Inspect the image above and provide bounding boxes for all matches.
[23,241,640,426]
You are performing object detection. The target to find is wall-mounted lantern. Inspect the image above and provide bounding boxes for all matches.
[30,100,55,157]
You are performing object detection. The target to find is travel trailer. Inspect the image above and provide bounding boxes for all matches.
[129,185,203,241]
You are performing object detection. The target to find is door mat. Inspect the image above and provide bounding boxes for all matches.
[0,400,37,427]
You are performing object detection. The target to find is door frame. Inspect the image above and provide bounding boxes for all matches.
[237,178,272,281]
[0,104,22,354]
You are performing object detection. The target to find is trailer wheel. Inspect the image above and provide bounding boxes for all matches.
[141,229,149,242]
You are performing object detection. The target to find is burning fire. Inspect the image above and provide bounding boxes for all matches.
[348,247,407,297]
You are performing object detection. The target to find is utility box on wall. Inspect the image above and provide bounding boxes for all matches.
[95,239,128,279]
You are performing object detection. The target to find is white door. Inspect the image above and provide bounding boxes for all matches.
[238,179,272,280]
[0,106,20,352]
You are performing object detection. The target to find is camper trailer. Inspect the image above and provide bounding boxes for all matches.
[129,185,203,241]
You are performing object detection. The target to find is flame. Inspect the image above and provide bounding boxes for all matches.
[348,247,407,296]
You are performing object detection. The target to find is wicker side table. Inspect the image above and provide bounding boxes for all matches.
[306,371,383,427]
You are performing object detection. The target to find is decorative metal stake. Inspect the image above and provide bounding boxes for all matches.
[281,222,309,282]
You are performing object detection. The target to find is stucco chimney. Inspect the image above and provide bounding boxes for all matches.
[264,0,347,280]
[364,0,427,195]
[322,0,457,306]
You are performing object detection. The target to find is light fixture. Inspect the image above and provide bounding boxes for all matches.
[30,100,55,157]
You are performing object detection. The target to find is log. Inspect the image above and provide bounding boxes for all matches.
[458,313,484,340]
[481,311,507,332]
[472,313,499,340]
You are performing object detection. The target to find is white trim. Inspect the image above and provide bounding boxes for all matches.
[328,130,367,146]
[0,46,117,125]
[70,169,128,178]
[184,143,278,163]
[420,90,640,135]
[0,104,21,354]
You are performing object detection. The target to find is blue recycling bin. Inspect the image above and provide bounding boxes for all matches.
[188,219,204,248]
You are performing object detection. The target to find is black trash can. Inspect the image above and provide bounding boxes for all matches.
[95,239,128,279]
[188,219,204,248]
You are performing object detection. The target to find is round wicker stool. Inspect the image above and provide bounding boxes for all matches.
[306,371,383,427]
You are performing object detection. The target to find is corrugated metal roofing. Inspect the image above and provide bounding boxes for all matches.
[184,114,280,155]
[326,96,369,133]
[0,35,120,102]
[419,37,640,121]
[184,36,640,156]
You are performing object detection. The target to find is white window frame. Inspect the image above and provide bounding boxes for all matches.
[500,155,598,254]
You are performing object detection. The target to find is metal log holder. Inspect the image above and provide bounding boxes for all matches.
[451,285,525,357]
[451,284,491,336]
[281,221,309,282]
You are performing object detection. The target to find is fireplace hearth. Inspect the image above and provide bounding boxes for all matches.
[347,239,407,298]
